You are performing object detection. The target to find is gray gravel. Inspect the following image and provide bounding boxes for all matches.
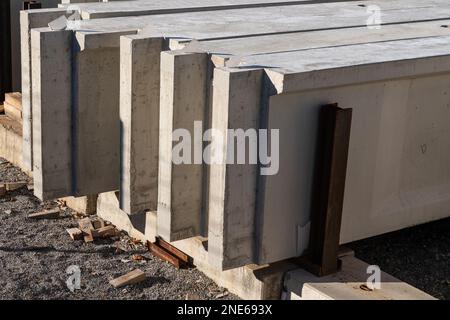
[0,158,238,300]
[348,218,450,300]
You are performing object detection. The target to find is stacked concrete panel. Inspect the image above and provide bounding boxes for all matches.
[24,0,450,283]
[23,0,321,172]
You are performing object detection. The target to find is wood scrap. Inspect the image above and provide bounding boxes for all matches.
[4,102,22,122]
[5,92,22,109]
[0,104,4,114]
[92,225,116,238]
[78,217,94,242]
[28,208,60,219]
[4,181,27,191]
[109,269,146,288]
[0,184,5,197]
[90,217,105,229]
[66,227,83,240]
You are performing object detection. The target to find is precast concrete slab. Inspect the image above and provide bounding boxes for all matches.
[208,36,450,270]
[118,0,450,215]
[23,0,322,173]
[156,19,450,244]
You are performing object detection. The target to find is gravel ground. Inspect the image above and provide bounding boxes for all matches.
[1,157,448,300]
[348,218,450,300]
[0,158,237,300]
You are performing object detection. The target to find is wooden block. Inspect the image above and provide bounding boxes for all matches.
[5,92,22,110]
[0,184,6,197]
[5,181,27,191]
[78,217,95,242]
[66,227,83,240]
[28,208,60,219]
[109,269,146,288]
[91,217,105,229]
[4,102,22,122]
[92,225,116,238]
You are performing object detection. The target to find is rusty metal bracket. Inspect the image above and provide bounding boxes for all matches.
[299,103,353,277]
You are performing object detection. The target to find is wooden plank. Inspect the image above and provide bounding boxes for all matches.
[5,92,22,110]
[66,227,83,240]
[4,181,27,191]
[109,269,146,288]
[28,208,60,219]
[155,237,190,264]
[147,241,181,269]
[305,103,352,276]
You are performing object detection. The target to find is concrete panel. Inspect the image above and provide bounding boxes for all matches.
[72,0,360,19]
[31,28,72,200]
[284,255,436,300]
[157,20,450,243]
[10,0,59,91]
[208,68,263,270]
[21,9,69,172]
[213,36,450,265]
[118,3,450,217]
[158,51,208,241]
[120,36,163,214]
[33,0,450,198]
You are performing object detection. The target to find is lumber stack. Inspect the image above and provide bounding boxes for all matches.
[20,0,450,276]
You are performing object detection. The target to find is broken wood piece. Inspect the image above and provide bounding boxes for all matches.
[0,184,5,197]
[28,208,60,219]
[5,181,27,191]
[90,217,105,229]
[78,217,95,242]
[66,227,83,240]
[4,102,22,122]
[109,269,146,288]
[4,92,22,110]
[92,225,116,238]
[155,237,190,265]
[147,241,181,269]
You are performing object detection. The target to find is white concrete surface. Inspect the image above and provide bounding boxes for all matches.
[21,8,70,171]
[158,51,208,241]
[209,36,450,268]
[157,20,450,243]
[31,28,72,200]
[32,0,450,199]
[120,36,163,215]
[284,255,436,300]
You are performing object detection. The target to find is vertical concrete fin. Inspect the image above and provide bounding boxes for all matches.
[208,67,263,271]
[158,51,208,242]
[120,35,164,214]
[21,9,69,172]
[31,28,72,200]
